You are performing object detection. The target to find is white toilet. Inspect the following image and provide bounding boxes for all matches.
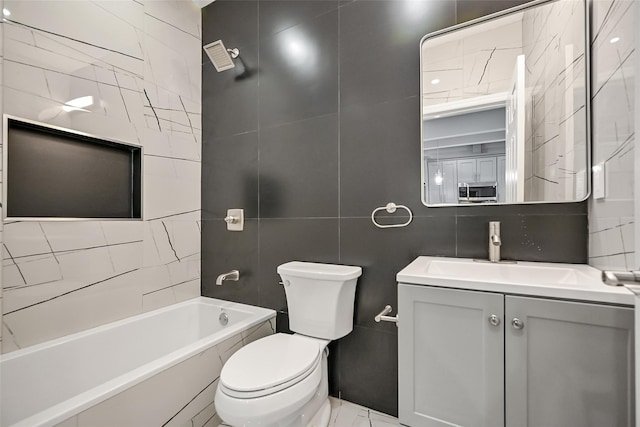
[215,261,362,427]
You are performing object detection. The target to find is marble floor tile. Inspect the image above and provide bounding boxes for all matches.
[217,397,399,427]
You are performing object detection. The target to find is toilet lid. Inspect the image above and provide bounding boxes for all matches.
[220,333,321,393]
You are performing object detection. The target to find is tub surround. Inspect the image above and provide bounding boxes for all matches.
[201,0,587,415]
[1,297,275,427]
[0,0,202,352]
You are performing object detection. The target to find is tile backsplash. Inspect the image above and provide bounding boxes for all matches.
[0,0,202,352]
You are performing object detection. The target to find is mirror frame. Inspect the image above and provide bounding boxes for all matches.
[419,0,591,207]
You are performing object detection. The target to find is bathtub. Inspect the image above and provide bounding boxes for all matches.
[1,297,276,427]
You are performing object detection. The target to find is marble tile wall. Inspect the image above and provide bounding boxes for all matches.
[421,18,523,108]
[0,0,202,353]
[588,0,636,271]
[522,0,587,202]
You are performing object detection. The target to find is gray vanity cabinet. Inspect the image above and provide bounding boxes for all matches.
[398,284,635,427]
[398,284,505,427]
[505,296,635,427]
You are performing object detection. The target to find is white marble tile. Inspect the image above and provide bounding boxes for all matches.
[39,222,107,252]
[99,221,144,245]
[144,156,201,219]
[216,332,244,364]
[107,241,144,273]
[2,258,26,290]
[144,0,201,40]
[328,397,398,427]
[5,0,143,60]
[142,277,199,312]
[0,0,201,352]
[2,270,142,349]
[14,253,62,287]
[588,0,636,271]
[75,344,221,427]
[162,220,201,260]
[167,254,201,286]
[3,222,51,258]
[144,220,184,266]
[56,247,117,282]
[140,264,172,294]
[144,2,201,102]
[190,402,217,427]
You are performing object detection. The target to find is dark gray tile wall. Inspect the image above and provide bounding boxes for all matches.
[202,0,587,416]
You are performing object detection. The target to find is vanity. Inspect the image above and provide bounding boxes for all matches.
[397,257,635,427]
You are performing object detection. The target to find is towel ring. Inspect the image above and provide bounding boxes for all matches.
[371,202,413,229]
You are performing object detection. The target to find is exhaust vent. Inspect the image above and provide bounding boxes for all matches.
[203,40,237,72]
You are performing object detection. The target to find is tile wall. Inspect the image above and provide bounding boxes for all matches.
[201,0,589,416]
[588,0,636,271]
[522,0,587,202]
[0,0,202,352]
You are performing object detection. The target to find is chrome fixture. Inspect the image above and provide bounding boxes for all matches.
[489,221,501,262]
[216,270,239,286]
[488,314,501,327]
[225,209,244,231]
[203,40,240,72]
[371,202,413,229]
[511,318,524,330]
[374,305,399,326]
[219,311,229,326]
[602,270,640,286]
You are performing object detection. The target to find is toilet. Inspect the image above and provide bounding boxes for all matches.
[214,261,362,427]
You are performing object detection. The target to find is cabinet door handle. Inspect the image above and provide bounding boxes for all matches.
[511,318,524,330]
[488,314,500,326]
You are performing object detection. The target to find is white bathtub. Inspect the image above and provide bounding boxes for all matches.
[1,297,276,427]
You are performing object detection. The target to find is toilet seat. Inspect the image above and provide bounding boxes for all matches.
[219,333,322,399]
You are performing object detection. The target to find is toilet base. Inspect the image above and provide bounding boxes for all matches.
[306,399,331,427]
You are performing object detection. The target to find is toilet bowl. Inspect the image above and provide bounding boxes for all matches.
[214,261,362,427]
[215,333,330,427]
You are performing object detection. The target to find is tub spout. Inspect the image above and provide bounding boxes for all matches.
[216,270,239,285]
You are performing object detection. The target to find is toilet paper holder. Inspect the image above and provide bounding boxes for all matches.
[375,305,398,325]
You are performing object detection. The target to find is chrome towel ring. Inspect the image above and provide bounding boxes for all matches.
[371,202,413,229]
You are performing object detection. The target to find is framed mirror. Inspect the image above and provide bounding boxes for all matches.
[420,0,589,206]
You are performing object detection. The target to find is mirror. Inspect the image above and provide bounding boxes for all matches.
[421,0,588,206]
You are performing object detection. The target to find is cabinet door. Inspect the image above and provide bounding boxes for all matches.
[477,157,497,182]
[398,284,504,427]
[505,296,635,427]
[457,158,476,183]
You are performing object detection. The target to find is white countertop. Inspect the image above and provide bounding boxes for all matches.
[397,256,635,306]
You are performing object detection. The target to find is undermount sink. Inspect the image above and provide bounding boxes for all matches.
[425,259,586,286]
[397,256,634,305]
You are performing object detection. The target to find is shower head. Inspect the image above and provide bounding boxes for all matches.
[203,40,240,72]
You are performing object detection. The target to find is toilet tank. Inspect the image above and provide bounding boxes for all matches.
[277,261,362,340]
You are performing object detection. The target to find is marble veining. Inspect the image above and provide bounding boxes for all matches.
[0,0,202,352]
[216,397,399,427]
[588,0,636,271]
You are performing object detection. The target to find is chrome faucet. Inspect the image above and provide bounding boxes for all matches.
[489,221,501,262]
[216,270,239,285]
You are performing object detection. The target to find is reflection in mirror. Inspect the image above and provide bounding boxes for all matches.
[421,0,588,206]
